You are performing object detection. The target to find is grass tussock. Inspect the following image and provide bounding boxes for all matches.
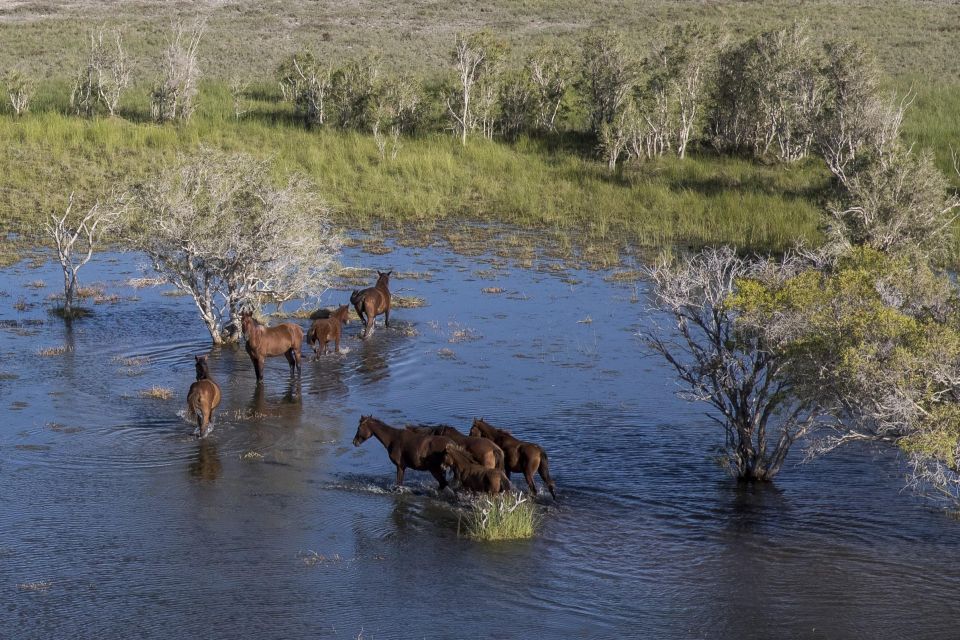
[126,277,165,288]
[392,295,427,309]
[139,386,173,400]
[481,287,505,294]
[37,344,72,356]
[460,492,541,541]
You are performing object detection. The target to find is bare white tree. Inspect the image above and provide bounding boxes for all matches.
[46,192,126,318]
[581,31,636,133]
[135,149,342,344]
[528,45,570,132]
[5,69,33,116]
[447,32,502,145]
[229,76,249,120]
[151,19,205,123]
[97,27,132,117]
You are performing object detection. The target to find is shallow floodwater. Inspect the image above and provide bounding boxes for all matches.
[1,239,958,639]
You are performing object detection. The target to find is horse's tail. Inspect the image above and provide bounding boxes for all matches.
[538,449,556,499]
[350,289,365,307]
[187,388,204,428]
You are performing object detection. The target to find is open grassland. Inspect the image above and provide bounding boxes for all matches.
[0,81,828,253]
[0,0,957,80]
[0,1,958,262]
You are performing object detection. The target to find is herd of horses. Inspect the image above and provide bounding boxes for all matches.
[185,270,557,498]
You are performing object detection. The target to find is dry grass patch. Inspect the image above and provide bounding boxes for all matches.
[126,277,166,288]
[112,355,150,367]
[25,280,45,288]
[604,270,645,283]
[37,344,71,356]
[481,287,505,294]
[17,581,52,592]
[437,348,457,359]
[460,492,541,541]
[139,386,174,400]
[392,295,427,308]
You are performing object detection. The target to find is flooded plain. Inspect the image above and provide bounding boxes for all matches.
[1,237,959,639]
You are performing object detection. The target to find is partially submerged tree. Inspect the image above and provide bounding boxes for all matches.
[46,192,127,318]
[135,149,342,344]
[642,247,824,480]
[150,19,204,123]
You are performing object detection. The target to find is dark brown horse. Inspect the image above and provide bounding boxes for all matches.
[469,418,557,498]
[442,443,511,494]
[405,424,504,469]
[350,271,391,338]
[240,311,303,383]
[352,415,452,490]
[306,304,350,357]
[187,355,221,438]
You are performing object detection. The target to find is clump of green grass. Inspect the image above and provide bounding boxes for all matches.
[139,386,173,400]
[460,492,541,541]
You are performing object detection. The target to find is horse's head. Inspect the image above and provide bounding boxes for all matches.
[239,311,255,336]
[353,415,376,446]
[442,442,465,470]
[469,417,491,438]
[334,304,350,324]
[376,270,392,287]
[194,354,210,380]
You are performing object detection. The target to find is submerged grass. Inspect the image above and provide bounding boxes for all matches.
[460,492,541,541]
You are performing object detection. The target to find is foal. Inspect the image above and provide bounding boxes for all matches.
[307,304,350,357]
[187,355,221,438]
[469,418,557,498]
[350,271,392,338]
[240,311,303,383]
[442,443,511,495]
[406,424,504,469]
[352,415,452,490]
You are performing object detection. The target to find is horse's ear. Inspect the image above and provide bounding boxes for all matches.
[387,270,393,276]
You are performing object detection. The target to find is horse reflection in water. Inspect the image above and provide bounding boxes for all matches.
[247,381,302,418]
[189,439,222,482]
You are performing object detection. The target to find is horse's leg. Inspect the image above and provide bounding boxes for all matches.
[430,467,448,492]
[395,464,405,488]
[284,349,296,375]
[333,334,340,354]
[384,305,390,328]
[253,356,265,382]
[364,303,375,337]
[293,346,301,375]
[537,452,557,499]
[524,456,539,495]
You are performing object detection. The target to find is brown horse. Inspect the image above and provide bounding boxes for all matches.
[352,415,452,490]
[307,304,350,357]
[187,355,221,438]
[240,311,303,383]
[350,270,391,338]
[442,443,511,494]
[405,424,504,469]
[469,418,557,498]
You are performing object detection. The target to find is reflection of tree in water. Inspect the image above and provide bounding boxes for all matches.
[357,340,389,384]
[189,438,222,482]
